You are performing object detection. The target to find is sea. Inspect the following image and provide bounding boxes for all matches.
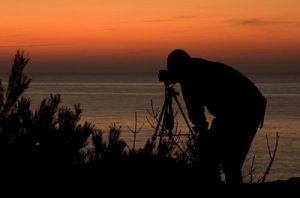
[0,71,299,182]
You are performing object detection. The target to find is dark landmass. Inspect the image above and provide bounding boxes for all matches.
[2,162,299,196]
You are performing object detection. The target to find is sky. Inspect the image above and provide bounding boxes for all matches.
[1,0,300,72]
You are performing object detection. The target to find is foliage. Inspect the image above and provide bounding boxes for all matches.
[0,49,174,181]
[0,50,94,177]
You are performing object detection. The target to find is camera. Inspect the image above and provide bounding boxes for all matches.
[158,69,177,84]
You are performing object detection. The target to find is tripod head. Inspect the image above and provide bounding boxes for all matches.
[164,82,179,98]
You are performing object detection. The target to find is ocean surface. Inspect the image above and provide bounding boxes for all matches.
[1,71,300,182]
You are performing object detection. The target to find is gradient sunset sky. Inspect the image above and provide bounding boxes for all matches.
[1,0,300,72]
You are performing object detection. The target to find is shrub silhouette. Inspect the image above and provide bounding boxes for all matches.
[0,49,179,182]
[0,50,95,179]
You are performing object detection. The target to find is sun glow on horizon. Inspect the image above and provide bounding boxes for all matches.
[1,0,300,72]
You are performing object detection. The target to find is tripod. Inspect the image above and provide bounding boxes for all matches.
[151,82,195,154]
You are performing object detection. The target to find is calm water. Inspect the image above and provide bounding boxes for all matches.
[1,71,300,182]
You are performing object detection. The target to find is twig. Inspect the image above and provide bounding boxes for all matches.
[259,132,279,183]
[127,112,144,150]
[249,155,256,183]
[146,99,161,128]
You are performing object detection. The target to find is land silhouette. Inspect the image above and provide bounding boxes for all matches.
[0,50,299,195]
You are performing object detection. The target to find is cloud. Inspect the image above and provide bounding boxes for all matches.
[108,15,196,26]
[225,18,300,31]
[0,43,69,48]
[142,15,196,23]
[226,18,288,26]
[0,34,25,38]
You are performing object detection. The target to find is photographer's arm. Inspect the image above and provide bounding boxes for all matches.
[181,87,208,133]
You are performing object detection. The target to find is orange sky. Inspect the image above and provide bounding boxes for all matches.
[1,0,300,72]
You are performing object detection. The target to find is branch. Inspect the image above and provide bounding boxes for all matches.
[259,132,279,183]
[127,112,144,150]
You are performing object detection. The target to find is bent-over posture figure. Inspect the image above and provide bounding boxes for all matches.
[162,49,267,186]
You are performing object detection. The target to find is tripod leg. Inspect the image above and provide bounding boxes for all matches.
[168,136,190,159]
[152,99,168,142]
[173,95,195,136]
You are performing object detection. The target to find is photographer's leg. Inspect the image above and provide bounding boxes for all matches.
[195,121,221,187]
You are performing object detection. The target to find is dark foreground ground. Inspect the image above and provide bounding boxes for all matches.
[2,164,300,196]
[4,176,299,197]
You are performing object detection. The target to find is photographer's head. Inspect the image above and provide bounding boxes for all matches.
[165,49,191,83]
[167,49,191,72]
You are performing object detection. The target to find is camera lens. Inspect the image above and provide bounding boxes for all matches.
[158,70,168,82]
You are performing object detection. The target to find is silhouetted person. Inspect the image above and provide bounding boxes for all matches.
[159,49,267,187]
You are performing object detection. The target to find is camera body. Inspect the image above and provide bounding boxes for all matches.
[158,69,177,84]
